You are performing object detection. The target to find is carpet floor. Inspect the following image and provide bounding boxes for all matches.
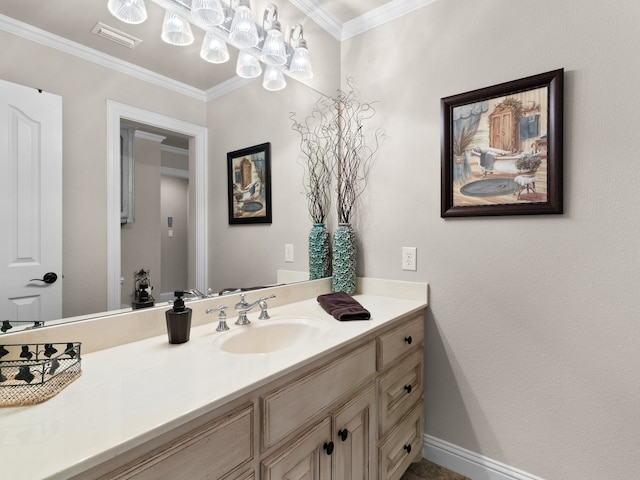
[400,459,470,480]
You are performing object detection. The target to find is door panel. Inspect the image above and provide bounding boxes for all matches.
[0,79,62,328]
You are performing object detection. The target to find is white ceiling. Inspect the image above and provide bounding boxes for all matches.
[0,0,434,96]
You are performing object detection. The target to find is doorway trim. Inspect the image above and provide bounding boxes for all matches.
[106,100,208,310]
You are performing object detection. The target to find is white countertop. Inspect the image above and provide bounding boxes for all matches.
[0,292,426,479]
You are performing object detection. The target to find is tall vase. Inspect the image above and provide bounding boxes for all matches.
[309,223,331,280]
[332,223,356,294]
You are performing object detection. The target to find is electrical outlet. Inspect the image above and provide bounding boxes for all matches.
[285,244,294,263]
[402,247,417,271]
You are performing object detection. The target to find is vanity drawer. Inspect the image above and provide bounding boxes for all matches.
[107,404,253,480]
[377,313,424,371]
[262,341,376,449]
[377,348,423,437]
[378,401,423,480]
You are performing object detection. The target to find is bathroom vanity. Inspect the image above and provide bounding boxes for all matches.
[0,278,427,480]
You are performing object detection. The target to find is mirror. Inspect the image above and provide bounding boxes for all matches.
[0,1,340,335]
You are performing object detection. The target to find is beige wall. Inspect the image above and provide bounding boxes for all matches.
[340,0,640,478]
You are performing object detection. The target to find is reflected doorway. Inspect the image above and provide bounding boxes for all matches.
[120,123,191,307]
[106,101,208,311]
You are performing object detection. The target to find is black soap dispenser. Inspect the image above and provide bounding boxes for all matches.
[165,291,192,344]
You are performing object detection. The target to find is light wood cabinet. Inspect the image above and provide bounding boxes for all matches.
[332,384,376,480]
[99,403,254,480]
[261,417,332,480]
[96,310,425,480]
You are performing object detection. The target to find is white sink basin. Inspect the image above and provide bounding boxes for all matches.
[216,318,327,354]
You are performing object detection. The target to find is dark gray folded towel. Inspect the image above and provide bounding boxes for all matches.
[317,292,371,321]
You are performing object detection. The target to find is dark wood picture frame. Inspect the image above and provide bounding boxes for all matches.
[227,142,272,225]
[441,69,563,217]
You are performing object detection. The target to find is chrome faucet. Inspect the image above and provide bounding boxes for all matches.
[186,288,213,299]
[234,293,276,325]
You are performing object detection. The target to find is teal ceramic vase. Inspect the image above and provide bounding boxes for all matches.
[309,223,331,280]
[332,223,356,294]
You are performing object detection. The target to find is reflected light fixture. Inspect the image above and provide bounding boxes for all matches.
[107,0,313,91]
[191,0,225,26]
[229,0,259,49]
[262,65,286,91]
[260,4,287,66]
[107,0,148,24]
[200,31,229,63]
[161,10,194,45]
[288,24,313,80]
[236,50,262,78]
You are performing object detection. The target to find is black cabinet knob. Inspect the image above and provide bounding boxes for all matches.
[404,336,413,345]
[338,429,349,441]
[323,441,334,455]
[404,444,412,454]
[404,384,412,394]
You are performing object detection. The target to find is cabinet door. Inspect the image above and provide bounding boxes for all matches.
[333,384,376,480]
[261,417,332,480]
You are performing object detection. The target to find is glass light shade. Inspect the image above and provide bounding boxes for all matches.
[262,65,286,91]
[161,11,194,46]
[229,5,259,48]
[289,45,313,79]
[236,51,262,78]
[260,26,287,66]
[200,31,229,63]
[107,0,147,24]
[192,0,224,26]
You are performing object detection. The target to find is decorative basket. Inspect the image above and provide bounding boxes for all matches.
[0,342,82,407]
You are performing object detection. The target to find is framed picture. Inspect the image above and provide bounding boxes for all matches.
[441,69,563,217]
[227,142,272,224]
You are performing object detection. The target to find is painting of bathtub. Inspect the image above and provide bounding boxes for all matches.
[440,69,563,217]
[227,142,272,224]
[470,147,532,177]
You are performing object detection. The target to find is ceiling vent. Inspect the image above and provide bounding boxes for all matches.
[91,22,142,49]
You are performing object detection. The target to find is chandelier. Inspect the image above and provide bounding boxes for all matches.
[107,0,313,91]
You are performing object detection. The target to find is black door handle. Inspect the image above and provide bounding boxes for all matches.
[30,272,58,284]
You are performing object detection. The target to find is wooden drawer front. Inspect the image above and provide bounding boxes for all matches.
[377,348,423,437]
[378,314,424,371]
[377,313,424,371]
[262,341,376,449]
[261,417,332,480]
[378,402,423,480]
[109,404,253,480]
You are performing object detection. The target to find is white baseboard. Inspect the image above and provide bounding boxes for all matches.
[422,434,545,480]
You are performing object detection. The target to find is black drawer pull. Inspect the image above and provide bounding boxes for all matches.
[338,429,349,441]
[404,384,412,394]
[404,444,412,454]
[404,336,413,345]
[323,441,334,455]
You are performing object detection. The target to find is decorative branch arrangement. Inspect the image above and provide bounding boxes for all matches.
[291,77,384,224]
[331,78,384,223]
[290,96,334,223]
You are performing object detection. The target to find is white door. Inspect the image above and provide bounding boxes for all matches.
[0,79,62,331]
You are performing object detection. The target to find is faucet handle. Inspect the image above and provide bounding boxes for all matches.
[206,305,229,332]
[258,294,276,320]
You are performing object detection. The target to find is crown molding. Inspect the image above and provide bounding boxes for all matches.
[289,0,344,40]
[0,13,207,101]
[342,0,440,40]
